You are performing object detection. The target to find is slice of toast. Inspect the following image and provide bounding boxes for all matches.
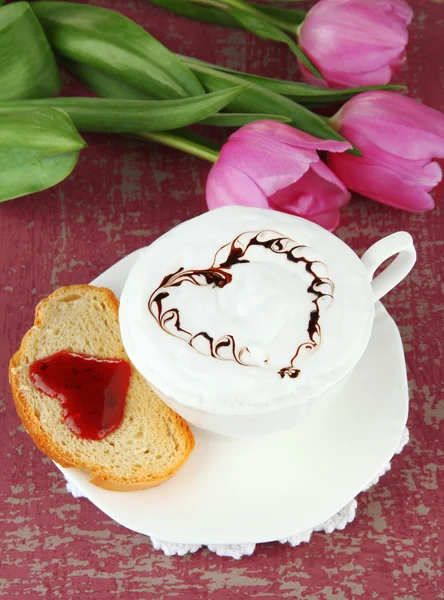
[9,285,194,491]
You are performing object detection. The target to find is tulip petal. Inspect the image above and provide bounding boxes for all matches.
[217,122,350,200]
[230,120,351,153]
[206,159,343,230]
[309,160,352,208]
[218,139,313,199]
[299,55,401,90]
[328,152,438,212]
[317,63,395,89]
[269,160,351,215]
[302,23,407,74]
[300,0,412,72]
[206,121,351,231]
[206,161,269,210]
[307,210,341,231]
[335,92,444,160]
[336,127,443,191]
[299,0,412,88]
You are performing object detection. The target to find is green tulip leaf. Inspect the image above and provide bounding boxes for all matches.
[199,113,291,126]
[200,0,313,76]
[0,2,61,100]
[0,87,249,133]
[31,1,204,99]
[63,58,220,162]
[147,0,241,28]
[0,108,86,203]
[203,0,303,33]
[249,4,305,26]
[180,57,357,149]
[180,57,406,102]
[61,59,153,100]
[63,64,288,129]
[146,0,305,28]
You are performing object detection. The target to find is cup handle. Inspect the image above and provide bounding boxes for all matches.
[360,232,416,302]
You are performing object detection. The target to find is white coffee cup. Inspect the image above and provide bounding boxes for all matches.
[120,207,416,437]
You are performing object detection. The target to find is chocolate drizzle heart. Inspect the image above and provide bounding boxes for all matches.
[148,230,334,379]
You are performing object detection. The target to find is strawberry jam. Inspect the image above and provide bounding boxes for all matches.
[29,351,131,440]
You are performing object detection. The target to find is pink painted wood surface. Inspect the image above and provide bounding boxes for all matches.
[1,1,443,597]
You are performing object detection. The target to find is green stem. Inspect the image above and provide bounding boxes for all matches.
[136,131,219,162]
[190,0,298,34]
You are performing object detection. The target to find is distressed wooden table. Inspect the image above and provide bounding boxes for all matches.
[1,1,443,598]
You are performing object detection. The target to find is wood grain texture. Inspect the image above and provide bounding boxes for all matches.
[1,1,443,598]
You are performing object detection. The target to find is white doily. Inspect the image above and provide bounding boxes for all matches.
[65,427,409,559]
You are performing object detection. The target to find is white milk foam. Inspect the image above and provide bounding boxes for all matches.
[120,207,374,414]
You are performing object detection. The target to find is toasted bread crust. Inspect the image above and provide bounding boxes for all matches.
[9,285,194,490]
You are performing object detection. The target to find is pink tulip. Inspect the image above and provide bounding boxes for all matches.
[206,120,351,231]
[299,0,413,89]
[327,91,444,212]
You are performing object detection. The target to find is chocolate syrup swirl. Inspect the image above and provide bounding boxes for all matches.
[148,230,334,379]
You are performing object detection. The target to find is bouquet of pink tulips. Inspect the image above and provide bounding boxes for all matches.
[153,0,442,228]
[207,91,443,229]
[0,0,442,230]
